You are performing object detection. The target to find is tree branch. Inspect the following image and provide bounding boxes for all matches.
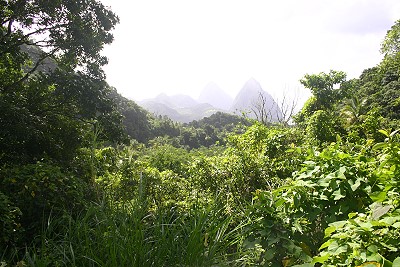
[6,19,13,37]
[2,47,60,92]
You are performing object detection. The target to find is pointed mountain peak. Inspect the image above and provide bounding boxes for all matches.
[230,78,283,122]
[239,78,263,94]
[198,82,233,111]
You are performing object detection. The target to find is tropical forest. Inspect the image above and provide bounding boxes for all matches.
[1,1,400,267]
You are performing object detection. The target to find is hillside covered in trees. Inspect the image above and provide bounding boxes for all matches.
[1,1,400,266]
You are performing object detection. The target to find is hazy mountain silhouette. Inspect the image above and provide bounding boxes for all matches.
[139,100,182,120]
[139,94,221,123]
[230,78,282,122]
[151,93,199,109]
[138,78,282,123]
[198,82,233,111]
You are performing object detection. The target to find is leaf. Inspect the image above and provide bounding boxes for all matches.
[383,257,394,267]
[338,166,347,176]
[348,212,358,219]
[370,191,387,202]
[312,253,330,264]
[327,241,339,252]
[379,216,398,226]
[319,240,332,250]
[367,245,378,253]
[329,220,347,229]
[393,257,400,267]
[367,253,383,263]
[320,194,329,200]
[264,248,277,261]
[373,143,386,150]
[351,179,362,191]
[371,204,392,220]
[275,198,285,207]
[332,233,350,239]
[379,130,390,138]
[358,222,374,231]
[392,222,400,228]
[335,245,348,254]
[293,221,303,233]
[333,188,345,200]
[324,226,336,237]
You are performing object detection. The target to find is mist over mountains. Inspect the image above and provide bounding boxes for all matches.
[138,78,282,123]
[198,82,233,111]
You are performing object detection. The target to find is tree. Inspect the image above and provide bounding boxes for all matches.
[250,91,284,125]
[340,96,367,126]
[381,19,400,57]
[300,70,347,110]
[0,0,122,164]
[274,89,300,125]
[295,70,347,125]
[0,0,124,253]
[0,0,119,80]
[350,20,400,122]
[251,91,275,125]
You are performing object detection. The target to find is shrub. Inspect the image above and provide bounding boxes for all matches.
[0,191,22,251]
[0,161,90,245]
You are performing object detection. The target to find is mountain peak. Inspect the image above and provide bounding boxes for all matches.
[230,78,282,122]
[240,78,263,94]
[198,82,233,111]
[138,92,222,123]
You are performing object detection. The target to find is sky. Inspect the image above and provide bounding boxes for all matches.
[100,0,399,102]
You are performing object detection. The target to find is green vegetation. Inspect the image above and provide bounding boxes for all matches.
[1,1,400,266]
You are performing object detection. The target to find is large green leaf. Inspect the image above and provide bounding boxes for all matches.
[393,257,400,267]
[371,203,392,220]
[324,226,336,237]
[312,252,330,264]
[370,191,387,202]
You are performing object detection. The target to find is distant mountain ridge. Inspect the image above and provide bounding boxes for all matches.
[151,93,199,109]
[139,94,222,123]
[137,78,282,123]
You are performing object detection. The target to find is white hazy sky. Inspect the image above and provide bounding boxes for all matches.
[100,0,399,102]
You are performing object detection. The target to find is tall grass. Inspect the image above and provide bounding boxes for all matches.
[14,195,248,267]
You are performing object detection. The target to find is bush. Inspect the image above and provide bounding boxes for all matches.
[0,191,22,251]
[245,141,375,266]
[305,110,343,145]
[0,161,90,246]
